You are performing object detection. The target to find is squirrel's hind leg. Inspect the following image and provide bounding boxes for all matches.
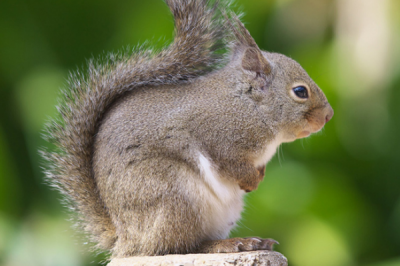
[108,156,205,257]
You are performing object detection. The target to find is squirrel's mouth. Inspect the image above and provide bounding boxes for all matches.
[297,119,326,139]
[297,130,311,138]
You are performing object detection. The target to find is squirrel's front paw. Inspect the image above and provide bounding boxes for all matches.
[237,165,266,192]
[197,237,278,253]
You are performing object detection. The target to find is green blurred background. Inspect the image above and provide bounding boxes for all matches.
[1,0,400,265]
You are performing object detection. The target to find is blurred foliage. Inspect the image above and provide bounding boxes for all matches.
[0,0,400,265]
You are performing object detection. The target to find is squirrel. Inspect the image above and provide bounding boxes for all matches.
[42,0,333,259]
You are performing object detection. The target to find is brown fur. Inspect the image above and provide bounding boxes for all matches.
[42,0,333,259]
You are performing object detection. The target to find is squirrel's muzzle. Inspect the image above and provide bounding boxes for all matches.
[325,104,334,123]
[298,103,334,139]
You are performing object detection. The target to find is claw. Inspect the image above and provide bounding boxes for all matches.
[262,238,279,250]
[269,239,279,245]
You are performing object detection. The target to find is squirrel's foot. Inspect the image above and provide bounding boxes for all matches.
[196,237,278,253]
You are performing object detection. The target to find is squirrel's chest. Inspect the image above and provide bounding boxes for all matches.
[196,153,245,240]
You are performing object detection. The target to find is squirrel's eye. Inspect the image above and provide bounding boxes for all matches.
[292,86,308,99]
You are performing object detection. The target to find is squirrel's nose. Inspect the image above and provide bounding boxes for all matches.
[325,104,334,123]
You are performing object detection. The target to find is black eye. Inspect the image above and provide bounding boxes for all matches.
[293,86,308,99]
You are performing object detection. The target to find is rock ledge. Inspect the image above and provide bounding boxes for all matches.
[107,250,288,266]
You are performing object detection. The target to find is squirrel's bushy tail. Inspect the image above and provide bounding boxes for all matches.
[42,0,230,251]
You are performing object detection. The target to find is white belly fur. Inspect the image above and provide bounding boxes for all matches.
[196,136,282,240]
[197,153,244,240]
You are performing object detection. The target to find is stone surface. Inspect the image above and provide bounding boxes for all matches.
[107,251,288,266]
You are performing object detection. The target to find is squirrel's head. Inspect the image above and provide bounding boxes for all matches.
[228,16,333,142]
[260,51,333,142]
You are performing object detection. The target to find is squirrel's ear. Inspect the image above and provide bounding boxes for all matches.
[227,14,271,75]
[242,47,271,75]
